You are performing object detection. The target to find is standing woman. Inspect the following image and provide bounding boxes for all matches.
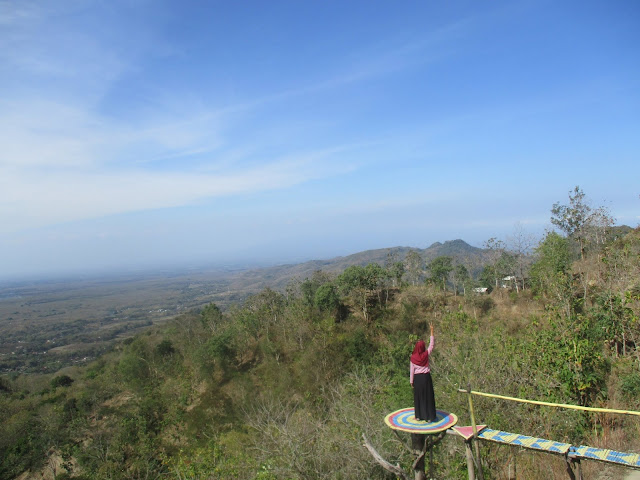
[410,323,436,422]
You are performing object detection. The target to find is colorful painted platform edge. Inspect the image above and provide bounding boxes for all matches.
[384,408,458,433]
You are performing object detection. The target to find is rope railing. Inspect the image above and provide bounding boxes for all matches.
[457,388,640,417]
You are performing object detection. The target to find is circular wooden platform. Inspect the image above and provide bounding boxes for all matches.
[384,408,458,433]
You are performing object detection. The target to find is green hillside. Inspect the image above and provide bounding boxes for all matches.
[2,220,639,478]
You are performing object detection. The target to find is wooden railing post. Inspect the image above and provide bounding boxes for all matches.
[411,433,427,480]
[467,384,484,480]
[464,440,476,480]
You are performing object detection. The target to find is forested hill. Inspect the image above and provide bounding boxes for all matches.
[218,239,484,296]
[334,239,484,268]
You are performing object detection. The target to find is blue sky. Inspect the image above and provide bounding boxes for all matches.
[1,0,638,279]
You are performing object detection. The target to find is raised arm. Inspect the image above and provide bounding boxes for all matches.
[427,323,435,354]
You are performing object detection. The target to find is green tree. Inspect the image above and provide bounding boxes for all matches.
[385,250,405,288]
[300,271,333,307]
[551,186,592,259]
[483,237,506,288]
[528,318,608,405]
[244,288,285,343]
[453,264,470,296]
[388,261,405,288]
[155,339,175,358]
[404,250,423,286]
[496,251,517,288]
[427,256,453,291]
[506,222,536,291]
[202,326,238,372]
[530,231,574,319]
[118,338,154,388]
[314,283,341,318]
[478,265,495,292]
[200,302,224,336]
[584,205,615,251]
[51,375,74,388]
[338,263,386,322]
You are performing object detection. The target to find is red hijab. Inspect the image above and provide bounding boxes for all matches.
[411,340,429,367]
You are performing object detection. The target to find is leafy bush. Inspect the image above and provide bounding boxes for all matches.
[314,283,340,314]
[621,372,640,398]
[343,328,375,365]
[155,339,175,357]
[51,375,74,388]
[0,376,11,392]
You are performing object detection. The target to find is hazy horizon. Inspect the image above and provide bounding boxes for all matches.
[0,237,486,283]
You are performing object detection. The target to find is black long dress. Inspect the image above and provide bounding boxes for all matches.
[413,371,436,422]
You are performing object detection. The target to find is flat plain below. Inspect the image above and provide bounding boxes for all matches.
[0,267,249,373]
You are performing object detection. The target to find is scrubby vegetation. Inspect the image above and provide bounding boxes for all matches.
[1,189,639,479]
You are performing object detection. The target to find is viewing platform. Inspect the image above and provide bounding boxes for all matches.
[364,390,640,479]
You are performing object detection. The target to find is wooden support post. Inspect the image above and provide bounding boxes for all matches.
[467,384,485,480]
[464,440,476,480]
[510,448,517,480]
[411,434,427,480]
[576,459,583,480]
[411,430,447,480]
[565,458,576,480]
[564,456,583,480]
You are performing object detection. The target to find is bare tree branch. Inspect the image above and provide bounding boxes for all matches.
[362,433,409,480]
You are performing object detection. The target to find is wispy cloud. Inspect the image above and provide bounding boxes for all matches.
[0,146,357,233]
[0,3,294,230]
